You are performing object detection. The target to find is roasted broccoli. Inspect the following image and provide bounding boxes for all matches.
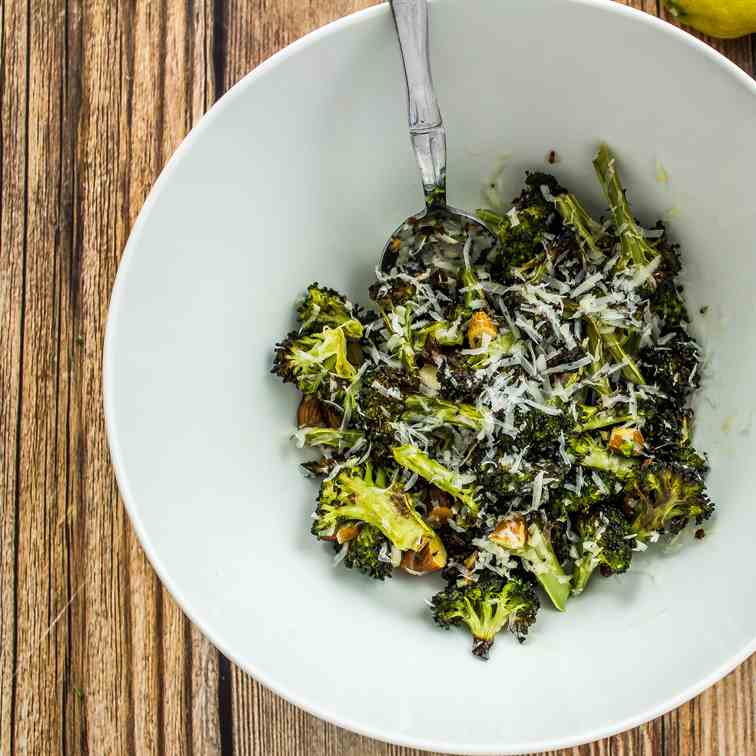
[594,144,660,277]
[293,427,365,451]
[488,515,571,612]
[639,330,700,399]
[393,444,480,525]
[571,506,633,596]
[553,192,606,262]
[568,436,638,480]
[626,462,714,541]
[479,174,565,281]
[271,145,715,657]
[402,395,491,434]
[313,463,447,571]
[342,524,395,580]
[273,320,363,394]
[431,573,539,659]
[297,283,359,332]
[548,471,614,517]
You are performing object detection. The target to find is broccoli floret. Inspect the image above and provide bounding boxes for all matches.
[641,400,708,474]
[571,507,633,596]
[342,524,394,580]
[354,367,417,460]
[478,205,548,274]
[475,456,565,513]
[626,462,714,541]
[297,283,358,332]
[437,354,485,404]
[516,408,576,461]
[488,515,571,611]
[479,174,564,281]
[272,320,363,394]
[312,464,447,570]
[548,472,613,517]
[293,427,365,451]
[431,573,539,659]
[639,330,701,400]
[568,436,638,481]
[642,398,687,448]
[650,279,689,327]
[393,444,480,525]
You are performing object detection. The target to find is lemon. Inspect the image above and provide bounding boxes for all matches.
[664,0,756,39]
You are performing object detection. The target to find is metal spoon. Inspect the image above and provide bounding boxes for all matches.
[382,0,497,271]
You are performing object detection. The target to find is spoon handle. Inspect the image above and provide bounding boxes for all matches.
[389,0,447,210]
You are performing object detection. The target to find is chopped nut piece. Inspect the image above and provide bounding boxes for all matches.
[490,516,527,550]
[297,395,326,428]
[336,524,361,544]
[427,505,453,527]
[609,426,645,457]
[467,311,497,349]
[400,539,447,574]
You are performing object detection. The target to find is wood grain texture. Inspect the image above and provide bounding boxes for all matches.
[0,1,753,755]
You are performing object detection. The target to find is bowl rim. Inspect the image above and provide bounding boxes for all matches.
[103,1,756,753]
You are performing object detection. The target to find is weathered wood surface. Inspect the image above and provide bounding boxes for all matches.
[0,1,752,754]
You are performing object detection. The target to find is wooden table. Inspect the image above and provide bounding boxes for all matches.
[1,1,754,754]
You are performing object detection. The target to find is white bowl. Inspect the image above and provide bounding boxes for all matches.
[104,1,756,753]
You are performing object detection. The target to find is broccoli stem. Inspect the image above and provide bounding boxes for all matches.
[320,473,434,552]
[553,194,604,261]
[392,444,479,518]
[383,306,416,373]
[403,395,487,432]
[570,556,597,597]
[413,319,464,349]
[593,144,658,271]
[578,409,635,432]
[585,315,645,386]
[293,427,364,450]
[579,445,637,480]
[516,524,571,612]
[461,267,486,311]
[602,330,645,385]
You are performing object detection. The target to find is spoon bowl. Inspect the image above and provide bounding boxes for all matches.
[380,206,497,271]
[382,0,498,271]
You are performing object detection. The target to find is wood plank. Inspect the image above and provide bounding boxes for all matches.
[222,0,381,90]
[0,0,30,752]
[70,0,139,750]
[10,1,73,753]
[0,1,229,754]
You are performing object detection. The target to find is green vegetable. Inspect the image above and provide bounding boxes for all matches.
[431,574,539,659]
[271,145,715,659]
[392,444,480,524]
